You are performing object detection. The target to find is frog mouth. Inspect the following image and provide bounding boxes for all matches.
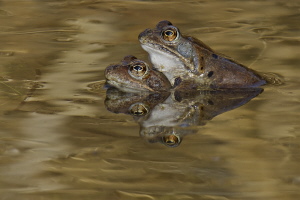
[106,79,153,93]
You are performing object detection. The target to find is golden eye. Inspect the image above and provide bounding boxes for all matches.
[162,134,180,147]
[129,62,147,78]
[162,28,177,41]
[129,103,148,116]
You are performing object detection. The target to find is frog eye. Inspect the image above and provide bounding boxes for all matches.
[162,28,178,42]
[129,62,148,78]
[129,103,149,116]
[162,134,181,147]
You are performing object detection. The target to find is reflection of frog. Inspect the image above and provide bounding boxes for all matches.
[105,87,263,147]
[105,87,169,118]
[105,55,171,93]
[139,20,267,89]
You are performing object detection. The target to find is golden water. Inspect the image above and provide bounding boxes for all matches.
[0,0,300,199]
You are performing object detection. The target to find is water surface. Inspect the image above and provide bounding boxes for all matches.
[0,1,300,199]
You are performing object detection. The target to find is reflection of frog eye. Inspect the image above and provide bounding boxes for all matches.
[129,103,149,116]
[129,62,148,78]
[162,28,178,42]
[162,134,181,147]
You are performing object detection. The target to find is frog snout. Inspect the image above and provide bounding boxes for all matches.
[138,28,152,41]
[104,65,118,79]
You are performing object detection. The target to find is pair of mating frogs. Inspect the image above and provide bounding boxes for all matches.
[103,20,282,147]
[105,20,278,92]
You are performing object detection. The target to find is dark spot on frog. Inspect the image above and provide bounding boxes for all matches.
[208,71,214,78]
[148,93,165,102]
[212,53,218,59]
[208,100,214,105]
[173,90,182,102]
[147,76,162,89]
[173,77,182,87]
[200,106,204,111]
[200,56,205,71]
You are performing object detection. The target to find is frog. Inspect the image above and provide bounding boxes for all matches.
[138,20,267,89]
[105,55,171,93]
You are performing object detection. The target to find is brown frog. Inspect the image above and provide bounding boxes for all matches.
[138,20,267,89]
[105,55,171,93]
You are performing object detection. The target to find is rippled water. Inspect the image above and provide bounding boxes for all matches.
[0,0,300,199]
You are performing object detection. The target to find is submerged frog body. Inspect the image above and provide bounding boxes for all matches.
[139,20,267,89]
[105,55,171,92]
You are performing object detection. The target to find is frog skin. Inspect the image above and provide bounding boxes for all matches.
[105,55,171,93]
[138,20,267,89]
